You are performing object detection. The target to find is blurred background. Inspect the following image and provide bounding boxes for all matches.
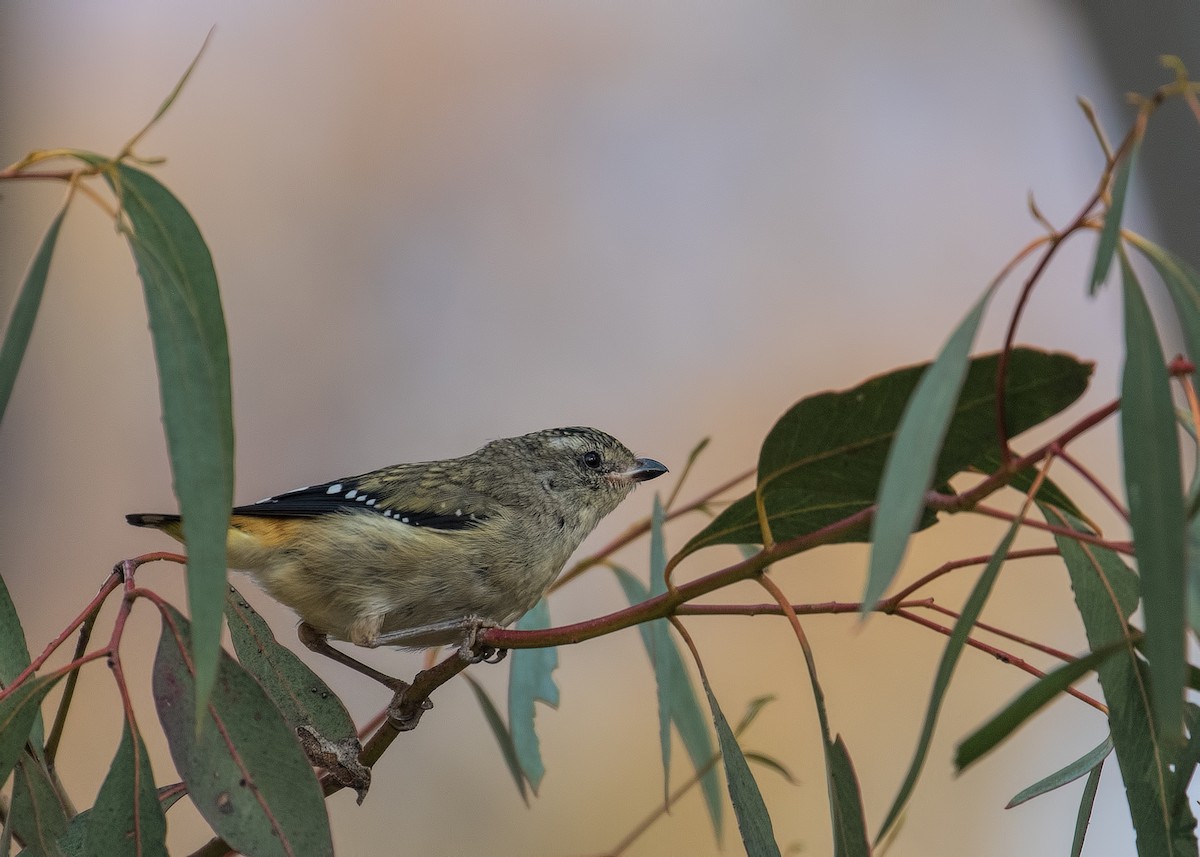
[2,2,1198,855]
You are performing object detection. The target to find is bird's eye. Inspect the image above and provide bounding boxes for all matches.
[582,451,603,470]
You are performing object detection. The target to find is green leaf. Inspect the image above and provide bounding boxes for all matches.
[1089,144,1137,294]
[223,585,367,799]
[875,512,1021,843]
[648,499,672,805]
[1126,235,1200,382]
[1006,734,1112,809]
[508,599,558,795]
[0,675,62,790]
[1120,251,1187,746]
[9,752,70,857]
[864,290,991,612]
[681,348,1091,558]
[73,156,234,717]
[972,448,1082,518]
[463,674,528,807]
[1071,764,1104,857]
[1042,505,1192,856]
[743,752,797,785]
[612,565,722,840]
[828,735,871,857]
[697,671,779,857]
[956,642,1125,772]
[1170,704,1200,820]
[80,721,167,857]
[151,605,332,857]
[0,203,67,424]
[0,575,42,756]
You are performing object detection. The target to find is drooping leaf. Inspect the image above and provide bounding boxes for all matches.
[1071,764,1104,857]
[1042,504,1193,856]
[697,670,779,857]
[1007,734,1113,809]
[0,202,67,423]
[681,348,1091,558]
[224,585,367,799]
[1170,704,1200,822]
[863,289,992,611]
[828,735,870,857]
[875,513,1022,843]
[152,605,332,857]
[956,642,1126,772]
[70,153,235,717]
[9,752,70,856]
[463,673,528,806]
[613,564,722,840]
[0,675,62,789]
[1126,234,1200,375]
[80,720,167,857]
[1089,143,1137,294]
[1119,251,1187,747]
[0,575,42,756]
[508,598,558,794]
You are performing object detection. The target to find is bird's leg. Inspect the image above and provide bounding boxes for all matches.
[370,615,507,664]
[296,622,409,694]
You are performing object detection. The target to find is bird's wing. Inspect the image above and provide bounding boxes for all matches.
[232,466,498,532]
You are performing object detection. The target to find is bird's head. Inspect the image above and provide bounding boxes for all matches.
[484,427,668,519]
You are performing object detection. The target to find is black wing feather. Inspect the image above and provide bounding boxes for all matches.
[232,479,484,531]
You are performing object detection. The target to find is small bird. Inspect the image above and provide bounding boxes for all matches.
[128,427,667,689]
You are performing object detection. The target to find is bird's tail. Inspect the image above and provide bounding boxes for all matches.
[126,513,186,543]
[126,513,181,528]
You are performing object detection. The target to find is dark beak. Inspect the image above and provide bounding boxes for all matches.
[626,457,669,483]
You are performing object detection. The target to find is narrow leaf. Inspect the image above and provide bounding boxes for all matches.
[743,752,798,785]
[864,289,991,612]
[697,672,780,856]
[828,736,871,857]
[613,565,722,839]
[956,642,1125,772]
[1090,144,1137,294]
[0,203,67,423]
[0,675,62,789]
[1042,504,1189,856]
[9,752,70,856]
[1006,734,1113,809]
[81,720,167,857]
[1127,235,1200,384]
[1120,251,1186,746]
[463,673,528,806]
[875,513,1021,842]
[649,498,672,806]
[1071,764,1104,857]
[0,574,42,755]
[152,605,333,857]
[223,585,367,799]
[80,156,235,717]
[508,599,558,794]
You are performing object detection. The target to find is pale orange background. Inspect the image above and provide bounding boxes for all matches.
[0,3,1170,856]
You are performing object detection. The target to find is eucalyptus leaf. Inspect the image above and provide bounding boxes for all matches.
[1119,251,1186,746]
[508,599,558,795]
[682,348,1091,558]
[0,203,67,423]
[698,672,779,857]
[1042,504,1193,856]
[152,605,333,857]
[80,721,167,857]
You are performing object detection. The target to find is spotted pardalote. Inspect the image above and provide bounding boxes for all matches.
[128,427,667,686]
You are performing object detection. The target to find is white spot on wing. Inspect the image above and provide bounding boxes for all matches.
[345,489,358,499]
[327,483,343,495]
